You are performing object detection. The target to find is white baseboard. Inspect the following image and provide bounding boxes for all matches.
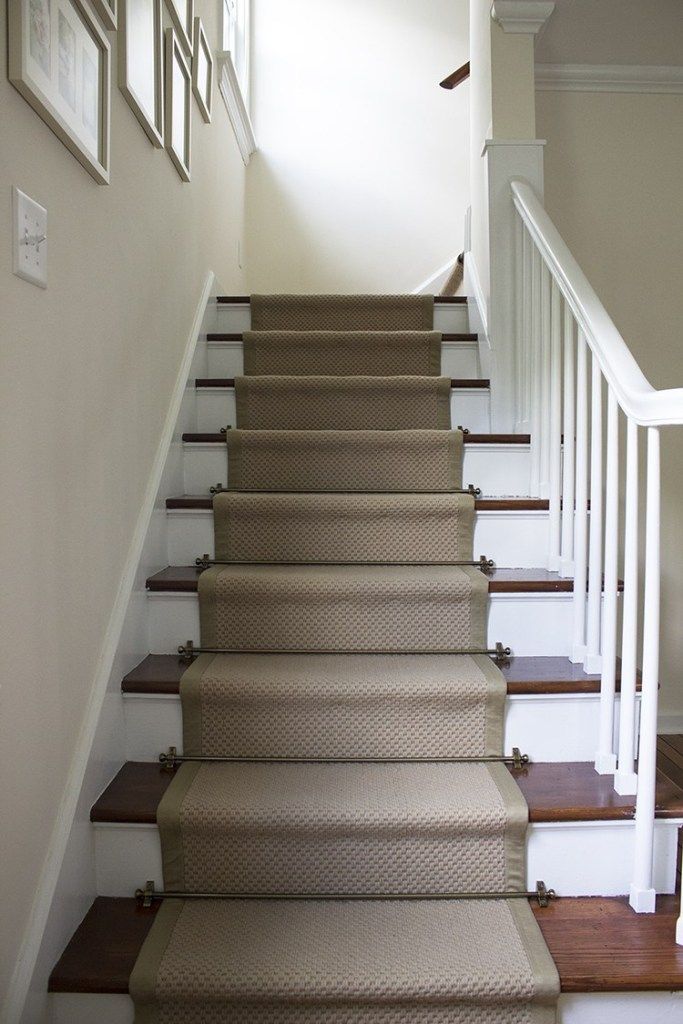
[3,272,217,1024]
[412,257,460,296]
[658,710,683,735]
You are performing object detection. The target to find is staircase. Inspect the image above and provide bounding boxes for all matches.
[47,294,683,1023]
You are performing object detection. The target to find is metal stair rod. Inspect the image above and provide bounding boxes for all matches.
[210,484,482,496]
[177,640,512,663]
[159,746,530,771]
[194,554,495,571]
[136,880,556,908]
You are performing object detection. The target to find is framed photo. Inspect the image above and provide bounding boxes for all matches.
[191,17,212,123]
[164,28,191,180]
[164,0,193,56]
[8,0,111,184]
[119,0,164,146]
[91,0,117,30]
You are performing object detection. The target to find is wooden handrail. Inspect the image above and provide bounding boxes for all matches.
[440,61,470,90]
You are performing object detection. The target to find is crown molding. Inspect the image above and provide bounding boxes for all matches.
[491,1,555,35]
[535,63,683,94]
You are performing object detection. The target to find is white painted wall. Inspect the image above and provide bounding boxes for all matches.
[536,88,683,718]
[245,0,469,293]
[0,2,246,1017]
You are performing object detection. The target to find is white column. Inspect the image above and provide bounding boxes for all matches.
[630,427,661,914]
[615,419,640,795]
[595,388,618,774]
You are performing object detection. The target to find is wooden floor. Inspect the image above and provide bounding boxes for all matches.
[49,894,683,995]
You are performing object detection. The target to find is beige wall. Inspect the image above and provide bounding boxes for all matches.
[0,1,245,1007]
[245,0,468,294]
[537,89,683,714]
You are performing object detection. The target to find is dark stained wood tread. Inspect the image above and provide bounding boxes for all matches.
[195,377,491,389]
[216,296,468,305]
[145,565,619,594]
[182,432,531,444]
[48,894,683,995]
[122,653,637,697]
[207,332,479,342]
[90,761,683,826]
[165,494,550,511]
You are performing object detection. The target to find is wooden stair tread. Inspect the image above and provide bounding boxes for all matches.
[121,653,635,697]
[182,432,531,444]
[196,377,491,389]
[145,565,618,594]
[216,296,468,305]
[48,894,683,995]
[166,494,550,511]
[90,761,683,825]
[207,332,479,343]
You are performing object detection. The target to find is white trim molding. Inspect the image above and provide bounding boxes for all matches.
[217,50,256,165]
[412,257,460,296]
[535,63,683,94]
[491,1,555,35]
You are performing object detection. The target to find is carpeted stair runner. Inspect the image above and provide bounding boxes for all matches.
[234,375,451,430]
[131,294,559,1023]
[213,491,475,562]
[243,329,442,376]
[226,428,463,491]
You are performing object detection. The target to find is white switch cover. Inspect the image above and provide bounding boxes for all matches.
[13,187,48,288]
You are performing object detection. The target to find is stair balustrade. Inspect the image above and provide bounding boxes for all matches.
[511,178,683,936]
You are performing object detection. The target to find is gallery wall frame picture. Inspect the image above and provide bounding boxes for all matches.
[119,0,164,146]
[191,16,212,123]
[163,0,193,56]
[91,0,117,30]
[164,27,191,181]
[8,0,112,184]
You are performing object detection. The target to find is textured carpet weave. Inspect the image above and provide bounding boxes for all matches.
[235,375,451,430]
[243,330,442,377]
[226,429,463,491]
[250,294,434,331]
[180,653,505,758]
[198,564,487,652]
[131,293,559,1023]
[213,492,475,562]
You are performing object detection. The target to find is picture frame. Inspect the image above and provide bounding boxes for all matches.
[164,28,191,181]
[119,0,164,146]
[8,0,111,184]
[163,0,193,56]
[90,0,117,30]
[191,16,212,123]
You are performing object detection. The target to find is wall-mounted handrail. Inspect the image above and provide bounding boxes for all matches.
[440,61,470,90]
[511,179,683,427]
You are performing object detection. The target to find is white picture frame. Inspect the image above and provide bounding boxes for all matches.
[163,0,193,56]
[91,0,117,30]
[191,16,212,123]
[8,0,111,184]
[164,28,191,181]
[119,0,164,146]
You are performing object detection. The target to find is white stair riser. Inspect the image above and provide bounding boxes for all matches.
[147,591,586,657]
[182,442,532,496]
[122,692,639,764]
[91,817,680,900]
[166,508,550,568]
[214,303,471,334]
[206,340,481,379]
[49,991,683,1024]
[196,388,491,434]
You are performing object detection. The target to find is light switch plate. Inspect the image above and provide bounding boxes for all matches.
[13,186,48,289]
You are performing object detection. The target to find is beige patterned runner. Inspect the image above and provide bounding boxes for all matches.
[250,294,434,331]
[243,330,442,376]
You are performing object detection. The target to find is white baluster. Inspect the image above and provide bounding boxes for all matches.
[595,388,618,773]
[630,427,660,914]
[584,355,603,673]
[529,247,542,497]
[615,418,640,795]
[571,331,588,663]
[539,264,551,499]
[514,217,525,431]
[560,306,575,577]
[521,226,532,431]
[547,279,562,571]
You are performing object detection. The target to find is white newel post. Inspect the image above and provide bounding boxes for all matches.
[483,140,546,433]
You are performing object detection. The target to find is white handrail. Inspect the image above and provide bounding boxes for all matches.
[511,180,683,427]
